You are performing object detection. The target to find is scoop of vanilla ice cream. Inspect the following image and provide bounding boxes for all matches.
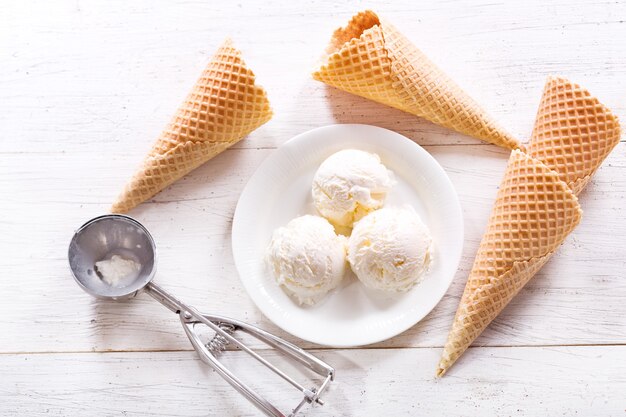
[266,215,347,305]
[348,206,432,292]
[95,255,141,287]
[312,150,395,228]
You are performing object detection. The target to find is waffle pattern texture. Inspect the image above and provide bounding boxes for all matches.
[111,39,272,213]
[527,77,622,195]
[436,77,621,376]
[312,10,519,150]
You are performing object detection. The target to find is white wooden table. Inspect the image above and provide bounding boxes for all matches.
[2,1,625,415]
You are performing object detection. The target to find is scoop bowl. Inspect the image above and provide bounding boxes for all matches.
[68,214,157,300]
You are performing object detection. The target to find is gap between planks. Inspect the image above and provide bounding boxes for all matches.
[2,137,625,156]
[1,342,625,356]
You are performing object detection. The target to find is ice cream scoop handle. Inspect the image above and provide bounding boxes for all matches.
[144,281,185,314]
[144,281,334,416]
[145,282,294,373]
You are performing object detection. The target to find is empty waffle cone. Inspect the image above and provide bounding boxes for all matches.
[436,149,582,376]
[312,10,519,150]
[111,39,272,213]
[527,76,621,195]
[437,77,621,376]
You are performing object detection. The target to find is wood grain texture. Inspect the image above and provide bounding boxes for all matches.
[2,346,625,416]
[1,144,624,353]
[1,0,625,155]
[1,0,625,415]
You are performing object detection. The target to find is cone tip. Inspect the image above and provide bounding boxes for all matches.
[110,201,129,214]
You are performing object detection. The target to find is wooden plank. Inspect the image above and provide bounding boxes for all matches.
[1,143,624,353]
[1,346,624,416]
[1,0,625,155]
[2,0,625,414]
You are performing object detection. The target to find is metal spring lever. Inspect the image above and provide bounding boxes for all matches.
[145,283,334,417]
[206,323,236,354]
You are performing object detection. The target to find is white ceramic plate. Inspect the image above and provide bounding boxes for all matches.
[232,124,463,347]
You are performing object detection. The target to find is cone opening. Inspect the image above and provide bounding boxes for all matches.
[528,76,622,193]
[325,10,381,55]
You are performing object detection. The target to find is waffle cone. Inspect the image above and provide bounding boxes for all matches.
[437,77,621,376]
[111,39,272,213]
[312,10,519,149]
[527,76,621,195]
[436,149,582,376]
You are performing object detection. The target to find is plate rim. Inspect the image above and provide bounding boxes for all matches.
[232,124,464,347]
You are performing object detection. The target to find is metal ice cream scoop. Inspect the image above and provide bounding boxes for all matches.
[68,214,334,417]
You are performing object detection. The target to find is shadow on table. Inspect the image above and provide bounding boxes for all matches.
[128,145,249,218]
[320,84,487,148]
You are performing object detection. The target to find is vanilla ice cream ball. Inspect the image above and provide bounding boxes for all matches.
[266,215,347,305]
[348,206,433,292]
[312,150,395,228]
